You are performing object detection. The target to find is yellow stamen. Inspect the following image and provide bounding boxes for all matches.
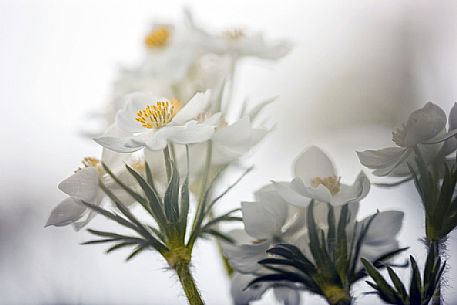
[135,98,182,129]
[82,157,100,168]
[223,28,245,41]
[131,159,146,173]
[311,176,341,195]
[145,25,171,49]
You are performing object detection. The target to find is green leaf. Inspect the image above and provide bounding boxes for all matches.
[164,161,180,223]
[179,175,190,238]
[353,247,408,282]
[124,164,168,233]
[126,244,148,261]
[361,258,399,302]
[327,206,337,256]
[349,213,377,277]
[409,256,422,305]
[79,200,137,232]
[101,162,147,206]
[144,161,158,194]
[201,228,235,244]
[387,266,408,303]
[99,181,168,253]
[204,166,254,217]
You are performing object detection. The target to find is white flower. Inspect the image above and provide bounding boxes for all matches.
[140,11,208,83]
[222,184,306,274]
[209,30,291,60]
[223,177,403,304]
[95,91,219,152]
[357,102,457,177]
[274,146,370,207]
[45,150,145,230]
[230,272,301,305]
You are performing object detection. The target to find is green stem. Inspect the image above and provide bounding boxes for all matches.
[175,262,205,305]
[163,145,172,180]
[428,241,442,305]
[208,208,233,276]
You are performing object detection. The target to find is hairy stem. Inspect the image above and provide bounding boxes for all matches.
[429,241,442,305]
[175,262,205,305]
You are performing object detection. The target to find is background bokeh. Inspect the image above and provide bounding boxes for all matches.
[1,0,457,304]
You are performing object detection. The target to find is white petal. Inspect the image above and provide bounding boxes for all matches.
[223,240,271,273]
[372,148,412,177]
[274,288,301,305]
[116,92,158,133]
[241,200,288,240]
[449,102,457,130]
[166,122,215,145]
[212,117,267,164]
[273,180,310,207]
[58,167,99,202]
[294,146,336,184]
[73,209,97,231]
[45,197,86,227]
[300,184,333,205]
[363,211,404,244]
[204,112,223,126]
[172,90,211,125]
[94,135,145,153]
[230,273,269,305]
[331,171,370,206]
[101,149,132,169]
[357,147,406,170]
[404,102,446,146]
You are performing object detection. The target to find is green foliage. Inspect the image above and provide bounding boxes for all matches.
[409,150,457,241]
[80,149,250,265]
[362,245,446,305]
[248,201,407,305]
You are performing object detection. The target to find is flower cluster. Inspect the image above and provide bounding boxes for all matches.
[46,8,290,305]
[222,147,404,305]
[45,8,457,305]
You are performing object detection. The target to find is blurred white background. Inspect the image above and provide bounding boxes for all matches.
[1,0,457,304]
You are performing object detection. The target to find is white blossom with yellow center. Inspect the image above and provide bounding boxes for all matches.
[274,146,370,207]
[95,90,219,152]
[46,149,146,230]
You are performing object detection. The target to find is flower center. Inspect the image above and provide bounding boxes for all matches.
[135,98,182,129]
[223,29,245,41]
[82,157,100,168]
[130,159,145,172]
[311,176,341,195]
[75,157,101,173]
[392,124,406,147]
[144,26,171,49]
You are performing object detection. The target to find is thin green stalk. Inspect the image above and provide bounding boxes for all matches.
[208,208,233,276]
[163,145,172,180]
[428,241,443,305]
[175,261,205,305]
[220,56,237,114]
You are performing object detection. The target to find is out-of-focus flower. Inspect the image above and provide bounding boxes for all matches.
[221,184,306,304]
[95,91,219,152]
[141,19,205,83]
[45,150,144,230]
[358,102,457,177]
[274,146,370,207]
[222,184,305,273]
[187,11,291,61]
[209,29,291,60]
